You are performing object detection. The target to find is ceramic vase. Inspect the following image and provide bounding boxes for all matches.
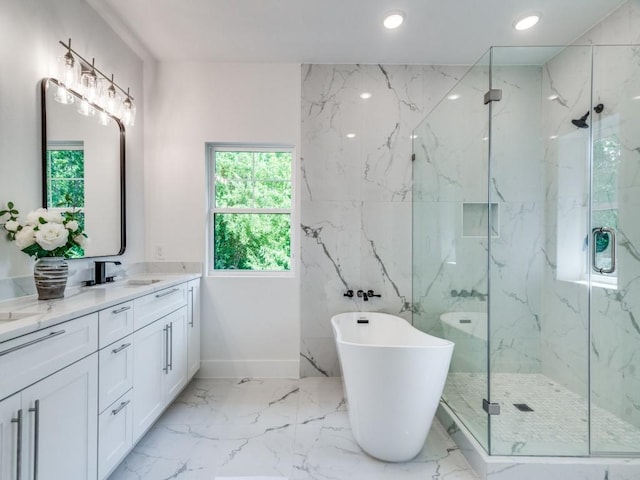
[34,257,68,300]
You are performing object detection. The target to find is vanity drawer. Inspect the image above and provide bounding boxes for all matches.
[0,313,99,401]
[98,390,133,480]
[99,334,134,412]
[134,283,187,330]
[99,301,134,348]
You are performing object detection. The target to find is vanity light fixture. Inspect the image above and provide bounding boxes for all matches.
[383,11,405,29]
[514,14,540,31]
[54,38,136,127]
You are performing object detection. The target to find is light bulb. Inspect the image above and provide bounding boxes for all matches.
[98,110,111,126]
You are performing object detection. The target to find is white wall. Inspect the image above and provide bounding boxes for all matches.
[145,62,301,378]
[0,0,145,298]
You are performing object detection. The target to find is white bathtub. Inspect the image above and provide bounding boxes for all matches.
[331,312,454,462]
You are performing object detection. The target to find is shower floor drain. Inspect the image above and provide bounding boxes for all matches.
[514,403,534,412]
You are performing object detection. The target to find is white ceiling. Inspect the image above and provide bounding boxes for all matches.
[92,0,626,64]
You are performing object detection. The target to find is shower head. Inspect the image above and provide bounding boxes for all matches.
[571,104,604,129]
[572,111,590,129]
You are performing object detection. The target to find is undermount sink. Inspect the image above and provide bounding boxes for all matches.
[0,312,39,322]
[126,279,163,286]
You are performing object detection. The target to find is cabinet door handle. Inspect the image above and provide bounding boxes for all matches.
[111,399,131,416]
[111,342,131,355]
[169,322,174,371]
[0,330,65,357]
[163,325,169,373]
[29,400,40,480]
[189,288,194,327]
[11,409,23,480]
[111,306,131,315]
[155,288,179,299]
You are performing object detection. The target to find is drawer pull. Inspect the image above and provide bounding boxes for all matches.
[11,409,23,480]
[155,288,180,299]
[0,330,66,357]
[111,342,131,354]
[111,306,131,315]
[111,399,131,416]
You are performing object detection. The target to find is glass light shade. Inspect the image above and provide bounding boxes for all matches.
[77,97,95,116]
[57,52,80,89]
[53,84,74,105]
[79,70,98,102]
[121,97,136,127]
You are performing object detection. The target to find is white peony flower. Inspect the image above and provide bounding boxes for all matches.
[65,220,79,232]
[26,208,63,226]
[35,223,69,251]
[74,234,89,248]
[4,219,19,232]
[14,225,36,249]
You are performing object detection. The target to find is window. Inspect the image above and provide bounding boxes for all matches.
[208,145,294,273]
[46,141,85,209]
[46,141,85,258]
[591,131,620,284]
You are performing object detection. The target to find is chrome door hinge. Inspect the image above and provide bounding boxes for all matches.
[483,398,501,415]
[484,89,502,105]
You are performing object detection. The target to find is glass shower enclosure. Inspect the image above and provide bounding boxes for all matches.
[412,45,640,456]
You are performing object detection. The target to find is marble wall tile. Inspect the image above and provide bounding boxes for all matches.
[300,65,465,377]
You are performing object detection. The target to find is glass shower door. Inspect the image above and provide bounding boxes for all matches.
[589,45,640,455]
[411,50,491,451]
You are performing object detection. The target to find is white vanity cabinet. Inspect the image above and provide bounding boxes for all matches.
[187,279,201,379]
[132,305,187,441]
[0,316,99,480]
[1,275,200,480]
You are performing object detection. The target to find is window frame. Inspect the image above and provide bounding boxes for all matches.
[206,143,296,277]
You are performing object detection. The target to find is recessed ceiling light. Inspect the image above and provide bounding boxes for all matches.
[360,92,372,99]
[346,133,356,139]
[514,14,540,31]
[447,94,460,100]
[383,12,405,29]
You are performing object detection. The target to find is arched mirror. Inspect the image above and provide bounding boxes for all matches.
[41,78,125,257]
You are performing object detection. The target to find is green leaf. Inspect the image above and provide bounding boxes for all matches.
[39,217,46,225]
[7,201,14,209]
[21,243,42,258]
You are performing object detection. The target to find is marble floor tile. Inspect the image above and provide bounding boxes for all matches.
[109,377,478,480]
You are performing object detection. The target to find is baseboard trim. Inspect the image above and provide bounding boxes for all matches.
[196,360,300,379]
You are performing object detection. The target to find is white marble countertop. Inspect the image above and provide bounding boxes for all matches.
[0,273,201,344]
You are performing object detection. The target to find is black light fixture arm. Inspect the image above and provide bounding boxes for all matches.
[59,38,134,101]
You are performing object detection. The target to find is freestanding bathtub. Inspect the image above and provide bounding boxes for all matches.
[331,312,454,462]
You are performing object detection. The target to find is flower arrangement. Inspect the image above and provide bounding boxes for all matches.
[0,201,89,259]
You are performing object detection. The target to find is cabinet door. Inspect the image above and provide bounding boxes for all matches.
[187,279,201,380]
[22,354,98,480]
[98,391,133,480]
[164,306,188,402]
[132,319,166,441]
[0,394,21,480]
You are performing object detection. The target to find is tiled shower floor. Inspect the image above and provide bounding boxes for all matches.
[108,377,478,479]
[444,372,640,455]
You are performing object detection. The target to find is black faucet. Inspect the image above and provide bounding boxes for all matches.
[357,290,369,301]
[94,260,122,285]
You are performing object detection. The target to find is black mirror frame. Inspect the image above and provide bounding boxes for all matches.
[40,77,126,257]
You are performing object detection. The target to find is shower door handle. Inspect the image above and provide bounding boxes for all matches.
[592,227,616,274]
